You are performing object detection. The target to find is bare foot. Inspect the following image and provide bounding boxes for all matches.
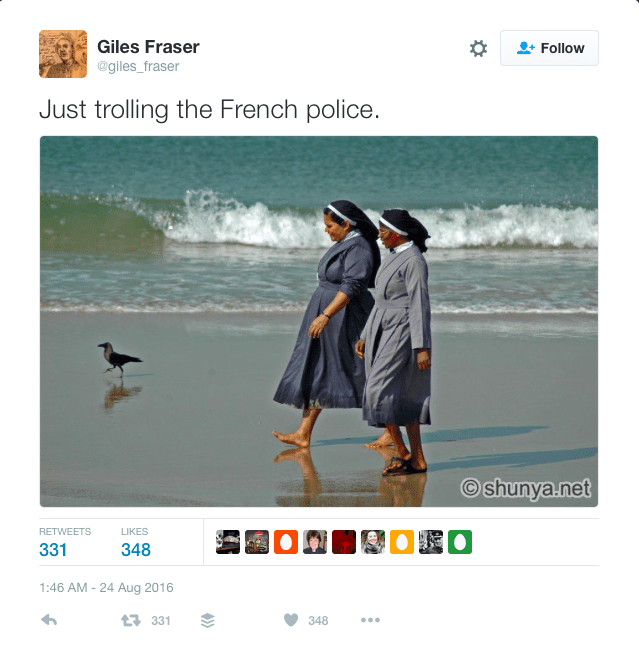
[409,457,427,472]
[364,429,395,449]
[272,429,311,448]
[371,446,399,467]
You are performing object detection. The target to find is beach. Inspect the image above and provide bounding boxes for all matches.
[40,136,598,508]
[41,312,597,507]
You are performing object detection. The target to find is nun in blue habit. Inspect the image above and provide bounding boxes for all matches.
[273,200,381,448]
[355,210,432,475]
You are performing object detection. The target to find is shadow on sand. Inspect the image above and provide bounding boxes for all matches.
[428,447,598,471]
[314,425,549,447]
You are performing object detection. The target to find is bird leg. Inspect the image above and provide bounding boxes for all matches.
[104,367,114,374]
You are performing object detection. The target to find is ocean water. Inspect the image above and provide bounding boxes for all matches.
[40,137,597,335]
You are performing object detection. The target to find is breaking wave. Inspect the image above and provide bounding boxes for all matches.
[41,190,598,251]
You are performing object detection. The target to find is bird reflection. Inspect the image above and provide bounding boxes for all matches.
[102,379,142,413]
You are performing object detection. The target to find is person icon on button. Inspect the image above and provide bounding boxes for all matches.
[517,41,531,54]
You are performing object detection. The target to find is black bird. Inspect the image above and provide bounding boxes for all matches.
[97,342,143,377]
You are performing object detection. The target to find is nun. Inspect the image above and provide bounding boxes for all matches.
[355,209,432,475]
[273,200,381,448]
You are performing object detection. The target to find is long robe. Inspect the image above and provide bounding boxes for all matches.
[361,244,431,427]
[273,235,375,409]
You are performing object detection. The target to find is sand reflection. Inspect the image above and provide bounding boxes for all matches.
[273,448,322,505]
[274,445,427,507]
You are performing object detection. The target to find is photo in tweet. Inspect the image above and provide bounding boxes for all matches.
[40,136,597,508]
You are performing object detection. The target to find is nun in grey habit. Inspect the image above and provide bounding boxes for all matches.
[273,200,381,448]
[356,209,431,475]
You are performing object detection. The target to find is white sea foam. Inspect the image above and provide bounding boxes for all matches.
[102,190,598,249]
[40,302,597,315]
[158,191,325,248]
[39,301,310,314]
[163,192,596,249]
[410,204,598,249]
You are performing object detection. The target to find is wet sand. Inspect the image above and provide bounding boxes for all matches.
[41,313,597,507]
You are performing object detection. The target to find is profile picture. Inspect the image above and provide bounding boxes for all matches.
[39,30,87,78]
[245,530,269,554]
[361,530,385,554]
[332,530,356,554]
[216,530,240,554]
[273,530,299,554]
[303,530,327,554]
[419,530,444,554]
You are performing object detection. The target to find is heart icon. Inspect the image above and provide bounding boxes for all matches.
[284,613,298,627]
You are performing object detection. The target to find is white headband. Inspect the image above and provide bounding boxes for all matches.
[379,216,408,236]
[327,203,356,226]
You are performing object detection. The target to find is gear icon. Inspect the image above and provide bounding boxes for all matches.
[470,40,487,57]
